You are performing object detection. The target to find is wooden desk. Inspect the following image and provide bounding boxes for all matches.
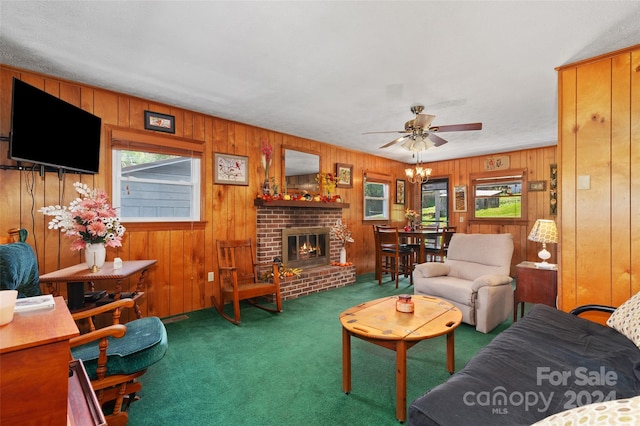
[340,295,462,422]
[398,229,442,264]
[514,261,558,321]
[1,297,77,424]
[39,260,157,318]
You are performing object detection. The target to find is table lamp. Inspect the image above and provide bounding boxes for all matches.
[527,219,558,269]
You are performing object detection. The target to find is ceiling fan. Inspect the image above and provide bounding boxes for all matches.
[363,105,482,152]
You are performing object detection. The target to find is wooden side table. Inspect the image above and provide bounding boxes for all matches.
[39,260,157,318]
[514,261,558,321]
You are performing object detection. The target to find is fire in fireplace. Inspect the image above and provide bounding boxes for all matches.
[282,227,330,268]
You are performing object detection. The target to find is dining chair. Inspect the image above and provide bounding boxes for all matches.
[376,227,414,288]
[425,227,456,262]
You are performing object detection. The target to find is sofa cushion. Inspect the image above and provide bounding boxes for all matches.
[446,233,513,281]
[607,291,640,348]
[413,275,475,306]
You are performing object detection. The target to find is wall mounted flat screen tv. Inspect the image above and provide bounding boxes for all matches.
[9,78,102,174]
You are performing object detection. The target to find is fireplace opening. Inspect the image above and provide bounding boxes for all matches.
[282,227,330,269]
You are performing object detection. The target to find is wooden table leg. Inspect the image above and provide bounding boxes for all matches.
[446,330,455,374]
[342,327,352,394]
[396,339,407,422]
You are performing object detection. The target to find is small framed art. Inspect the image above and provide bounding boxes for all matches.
[336,163,353,188]
[454,185,467,212]
[214,153,249,185]
[396,179,406,205]
[144,110,175,133]
[528,180,546,192]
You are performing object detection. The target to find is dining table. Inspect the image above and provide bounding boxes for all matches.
[398,228,443,264]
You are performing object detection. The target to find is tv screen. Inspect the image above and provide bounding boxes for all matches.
[9,78,102,174]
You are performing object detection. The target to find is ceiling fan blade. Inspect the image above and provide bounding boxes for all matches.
[379,135,409,149]
[429,122,483,133]
[428,132,448,146]
[414,114,436,129]
[362,130,408,135]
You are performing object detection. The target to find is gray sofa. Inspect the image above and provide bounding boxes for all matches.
[408,304,640,425]
[413,233,514,333]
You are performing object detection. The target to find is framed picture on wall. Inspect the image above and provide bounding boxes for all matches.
[144,110,175,133]
[214,153,249,185]
[396,179,406,205]
[528,180,546,192]
[454,185,467,212]
[336,163,353,188]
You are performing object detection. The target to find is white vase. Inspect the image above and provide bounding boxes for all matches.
[340,246,347,264]
[85,243,106,270]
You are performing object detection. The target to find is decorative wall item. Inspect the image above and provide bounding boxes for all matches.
[336,163,353,188]
[484,155,510,171]
[528,180,546,192]
[214,153,249,185]
[549,164,558,215]
[454,185,467,212]
[395,179,406,205]
[144,110,175,133]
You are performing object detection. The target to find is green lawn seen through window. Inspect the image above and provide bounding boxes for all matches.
[475,197,521,217]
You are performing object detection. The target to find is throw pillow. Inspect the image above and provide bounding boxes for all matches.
[531,395,640,425]
[606,291,640,348]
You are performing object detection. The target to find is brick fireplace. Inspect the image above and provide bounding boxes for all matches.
[255,201,356,300]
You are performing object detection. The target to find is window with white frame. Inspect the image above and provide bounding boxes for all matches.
[112,149,201,222]
[364,174,390,220]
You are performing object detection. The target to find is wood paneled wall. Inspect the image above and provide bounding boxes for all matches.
[557,44,640,313]
[0,64,556,318]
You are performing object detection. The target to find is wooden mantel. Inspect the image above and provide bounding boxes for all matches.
[254,199,349,209]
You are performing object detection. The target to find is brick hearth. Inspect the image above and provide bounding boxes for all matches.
[255,203,356,300]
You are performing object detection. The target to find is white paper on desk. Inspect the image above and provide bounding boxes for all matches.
[14,294,55,312]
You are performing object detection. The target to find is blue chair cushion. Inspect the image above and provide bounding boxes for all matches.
[72,316,168,380]
[0,242,41,298]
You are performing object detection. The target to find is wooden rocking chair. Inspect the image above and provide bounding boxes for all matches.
[70,299,168,426]
[212,238,282,325]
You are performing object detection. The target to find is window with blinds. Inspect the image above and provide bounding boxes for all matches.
[470,169,527,221]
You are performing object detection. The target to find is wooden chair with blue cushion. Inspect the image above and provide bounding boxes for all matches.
[70,298,168,426]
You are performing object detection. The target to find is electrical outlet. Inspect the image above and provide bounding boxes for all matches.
[459,216,464,223]
[208,272,214,282]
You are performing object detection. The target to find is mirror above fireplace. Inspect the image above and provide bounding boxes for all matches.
[283,146,320,192]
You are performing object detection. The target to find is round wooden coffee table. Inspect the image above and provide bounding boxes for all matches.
[340,295,462,422]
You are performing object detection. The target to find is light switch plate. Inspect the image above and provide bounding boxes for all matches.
[577,175,590,190]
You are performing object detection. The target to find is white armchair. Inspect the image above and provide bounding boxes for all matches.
[413,233,514,333]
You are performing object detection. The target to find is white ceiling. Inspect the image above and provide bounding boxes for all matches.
[1,1,639,165]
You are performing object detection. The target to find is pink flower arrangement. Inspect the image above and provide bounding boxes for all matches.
[39,182,126,251]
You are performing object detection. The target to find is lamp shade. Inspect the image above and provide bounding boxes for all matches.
[528,219,558,244]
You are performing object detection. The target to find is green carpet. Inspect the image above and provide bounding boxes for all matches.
[127,273,513,425]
